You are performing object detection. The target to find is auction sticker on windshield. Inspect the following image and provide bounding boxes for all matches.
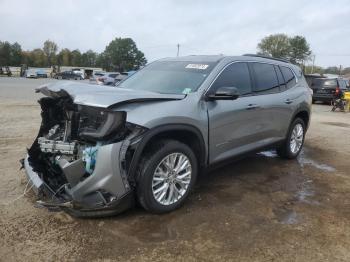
[185,64,209,70]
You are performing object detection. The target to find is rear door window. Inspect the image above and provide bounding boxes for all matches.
[280,66,296,89]
[210,62,252,96]
[251,63,279,94]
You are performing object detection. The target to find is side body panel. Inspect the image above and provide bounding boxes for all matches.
[206,96,266,163]
[204,60,311,165]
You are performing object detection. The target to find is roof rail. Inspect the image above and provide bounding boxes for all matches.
[243,54,290,63]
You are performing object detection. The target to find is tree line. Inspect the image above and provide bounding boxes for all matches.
[1,34,348,75]
[0,38,147,72]
[257,33,350,75]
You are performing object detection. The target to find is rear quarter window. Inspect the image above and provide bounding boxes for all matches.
[280,66,296,89]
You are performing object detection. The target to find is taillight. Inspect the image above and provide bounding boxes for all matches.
[335,87,340,94]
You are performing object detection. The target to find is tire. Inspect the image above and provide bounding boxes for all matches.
[136,139,198,213]
[58,76,62,80]
[277,118,305,159]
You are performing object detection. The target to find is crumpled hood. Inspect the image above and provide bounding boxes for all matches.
[37,81,185,108]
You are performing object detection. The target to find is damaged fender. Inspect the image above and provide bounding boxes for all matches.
[24,82,177,216]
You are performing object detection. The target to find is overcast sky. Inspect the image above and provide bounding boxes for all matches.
[1,0,350,67]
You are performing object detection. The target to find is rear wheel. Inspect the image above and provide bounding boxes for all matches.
[277,118,305,159]
[136,139,197,213]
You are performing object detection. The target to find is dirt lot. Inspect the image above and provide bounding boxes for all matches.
[0,77,350,261]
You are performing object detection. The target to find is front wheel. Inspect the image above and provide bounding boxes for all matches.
[277,118,305,159]
[136,139,198,213]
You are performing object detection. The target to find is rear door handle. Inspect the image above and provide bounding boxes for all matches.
[284,99,293,104]
[246,103,260,110]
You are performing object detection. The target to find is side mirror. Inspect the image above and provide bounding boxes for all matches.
[207,86,240,100]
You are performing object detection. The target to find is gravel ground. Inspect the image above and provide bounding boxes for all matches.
[0,77,350,261]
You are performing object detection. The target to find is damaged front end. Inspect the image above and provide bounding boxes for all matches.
[24,93,146,217]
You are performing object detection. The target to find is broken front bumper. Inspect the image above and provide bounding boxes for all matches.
[24,156,44,194]
[23,141,135,217]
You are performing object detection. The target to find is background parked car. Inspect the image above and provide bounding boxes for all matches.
[55,71,83,80]
[36,69,48,78]
[25,69,37,78]
[113,72,129,86]
[311,77,349,103]
[114,71,136,86]
[89,72,119,85]
[0,66,12,76]
[89,71,106,84]
[100,72,120,85]
[304,74,326,88]
[72,70,85,79]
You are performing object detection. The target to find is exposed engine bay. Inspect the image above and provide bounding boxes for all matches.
[25,95,145,216]
[21,82,185,217]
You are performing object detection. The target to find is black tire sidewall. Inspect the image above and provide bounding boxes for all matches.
[137,140,198,213]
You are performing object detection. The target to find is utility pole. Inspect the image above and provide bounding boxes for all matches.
[177,44,180,57]
[311,54,316,74]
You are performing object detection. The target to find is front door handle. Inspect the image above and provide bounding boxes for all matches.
[284,99,293,104]
[246,104,260,110]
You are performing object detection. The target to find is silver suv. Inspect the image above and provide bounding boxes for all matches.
[23,55,312,217]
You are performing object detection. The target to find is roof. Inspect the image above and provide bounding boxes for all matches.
[159,54,292,66]
[160,55,225,63]
[242,54,290,63]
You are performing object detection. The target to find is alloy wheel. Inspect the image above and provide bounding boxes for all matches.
[152,153,192,205]
[290,123,304,154]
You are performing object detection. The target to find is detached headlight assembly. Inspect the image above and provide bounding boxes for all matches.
[78,106,126,141]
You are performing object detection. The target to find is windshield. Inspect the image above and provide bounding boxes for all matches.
[118,61,217,94]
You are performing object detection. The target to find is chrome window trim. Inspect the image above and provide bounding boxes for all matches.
[203,60,298,98]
